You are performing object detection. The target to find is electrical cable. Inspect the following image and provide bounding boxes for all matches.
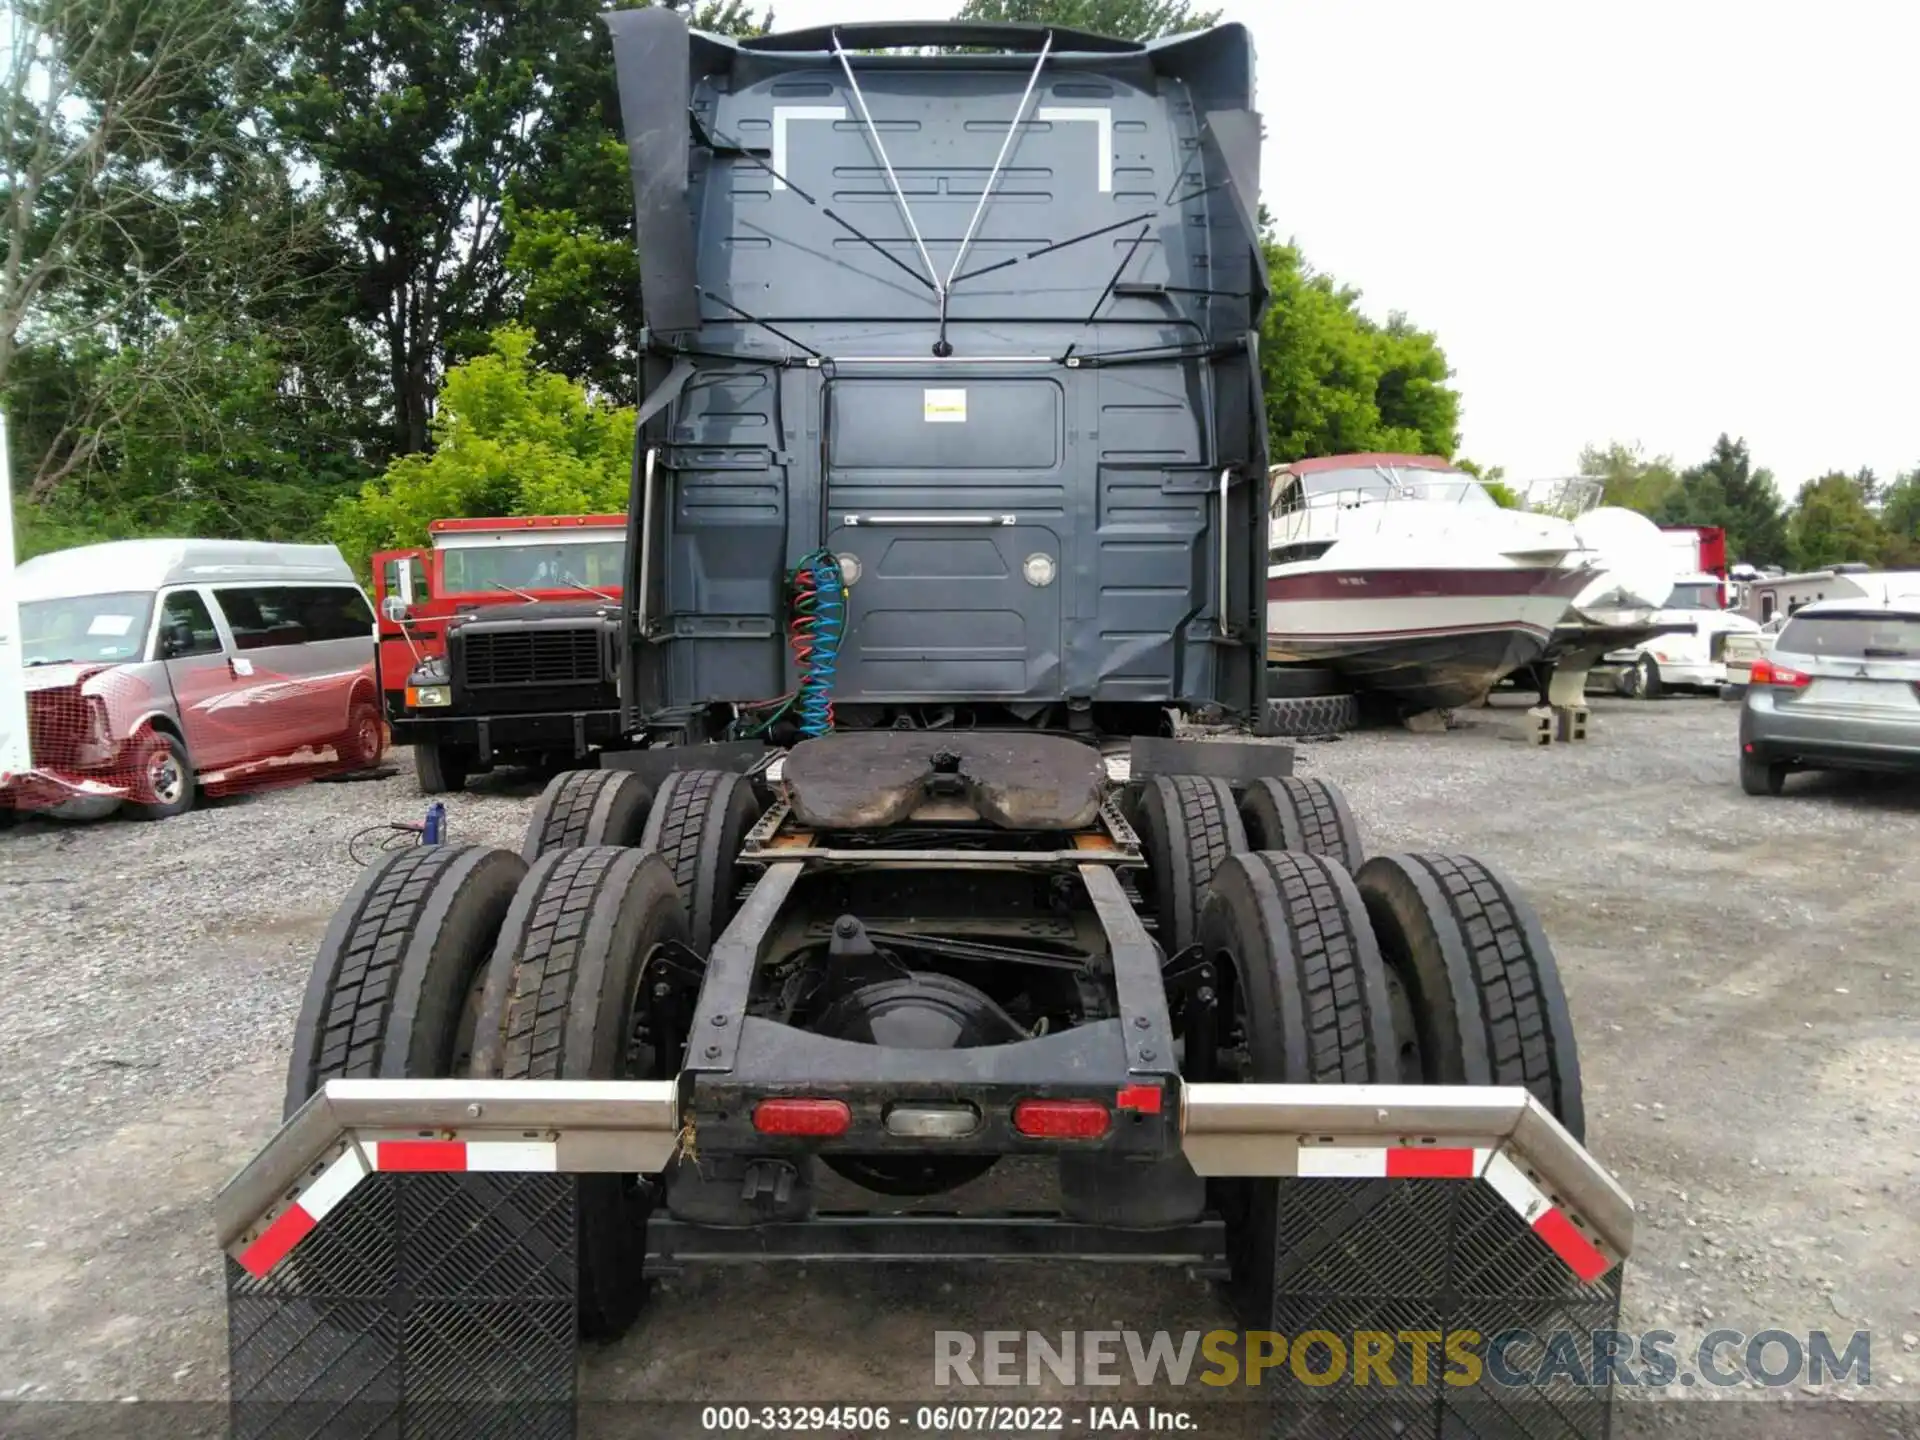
[789,548,844,739]
[346,818,427,867]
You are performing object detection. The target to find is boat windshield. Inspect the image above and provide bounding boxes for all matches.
[1292,465,1497,508]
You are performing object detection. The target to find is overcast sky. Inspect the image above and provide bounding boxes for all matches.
[746,0,1920,492]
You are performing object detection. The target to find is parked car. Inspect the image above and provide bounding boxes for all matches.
[1738,597,1920,795]
[1721,616,1785,693]
[3,539,383,821]
[1606,573,1762,698]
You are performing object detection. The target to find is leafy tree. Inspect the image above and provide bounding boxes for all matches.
[16,315,372,559]
[326,328,634,563]
[1578,440,1680,515]
[1259,239,1459,462]
[498,2,772,397]
[0,0,267,392]
[952,0,1221,39]
[1874,465,1920,568]
[1655,434,1789,568]
[1788,472,1885,571]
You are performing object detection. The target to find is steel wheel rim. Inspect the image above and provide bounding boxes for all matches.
[148,750,184,805]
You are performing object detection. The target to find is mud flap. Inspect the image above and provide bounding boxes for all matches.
[1264,1176,1623,1438]
[226,1172,579,1439]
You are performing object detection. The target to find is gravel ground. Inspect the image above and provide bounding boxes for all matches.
[1,694,1917,1436]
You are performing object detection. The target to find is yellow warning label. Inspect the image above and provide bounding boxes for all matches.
[923,388,967,423]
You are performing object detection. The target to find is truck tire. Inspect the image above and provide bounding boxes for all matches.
[522,769,656,863]
[1238,776,1364,872]
[471,845,692,1340]
[1264,693,1360,738]
[1356,853,1585,1142]
[283,844,527,1116]
[1265,665,1347,699]
[122,728,195,821]
[1134,774,1248,958]
[1194,851,1399,1323]
[640,769,763,953]
[414,738,470,795]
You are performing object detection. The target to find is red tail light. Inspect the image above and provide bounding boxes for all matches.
[752,1098,851,1137]
[1750,658,1811,689]
[1013,1099,1111,1139]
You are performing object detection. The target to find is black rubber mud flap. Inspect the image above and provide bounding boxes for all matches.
[1238,775,1365,872]
[521,767,656,863]
[1355,853,1586,1141]
[1134,773,1248,957]
[471,845,692,1340]
[640,768,763,953]
[285,844,527,1115]
[1195,851,1398,1322]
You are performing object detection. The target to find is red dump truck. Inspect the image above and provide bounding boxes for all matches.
[373,514,627,792]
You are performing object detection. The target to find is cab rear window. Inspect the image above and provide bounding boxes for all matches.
[1775,613,1920,659]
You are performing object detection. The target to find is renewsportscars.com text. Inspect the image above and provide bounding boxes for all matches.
[933,1329,1875,1390]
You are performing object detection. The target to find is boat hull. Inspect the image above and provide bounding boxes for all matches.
[1266,566,1592,711]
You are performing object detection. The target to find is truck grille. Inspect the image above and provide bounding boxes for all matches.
[459,629,603,688]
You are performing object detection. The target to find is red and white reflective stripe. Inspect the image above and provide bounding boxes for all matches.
[1482,1151,1611,1284]
[233,1138,560,1278]
[1294,1144,1491,1180]
[235,1148,368,1279]
[1292,1142,1613,1282]
[371,1139,558,1172]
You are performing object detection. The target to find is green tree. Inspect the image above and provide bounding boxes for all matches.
[326,327,634,563]
[17,314,372,559]
[1875,465,1920,567]
[1259,239,1459,462]
[497,1,773,397]
[1788,472,1885,571]
[1656,434,1789,568]
[952,0,1221,39]
[1578,440,1680,515]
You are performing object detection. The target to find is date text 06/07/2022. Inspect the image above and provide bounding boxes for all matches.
[699,1404,1199,1432]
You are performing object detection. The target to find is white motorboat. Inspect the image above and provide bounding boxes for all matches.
[1266,454,1595,710]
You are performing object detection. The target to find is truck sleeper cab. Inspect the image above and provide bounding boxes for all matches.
[5,539,381,821]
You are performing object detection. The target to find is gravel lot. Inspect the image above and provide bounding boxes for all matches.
[2,694,1917,1435]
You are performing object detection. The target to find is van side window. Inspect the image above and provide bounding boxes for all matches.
[156,590,223,660]
[213,587,309,650]
[294,585,377,643]
[213,585,373,648]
